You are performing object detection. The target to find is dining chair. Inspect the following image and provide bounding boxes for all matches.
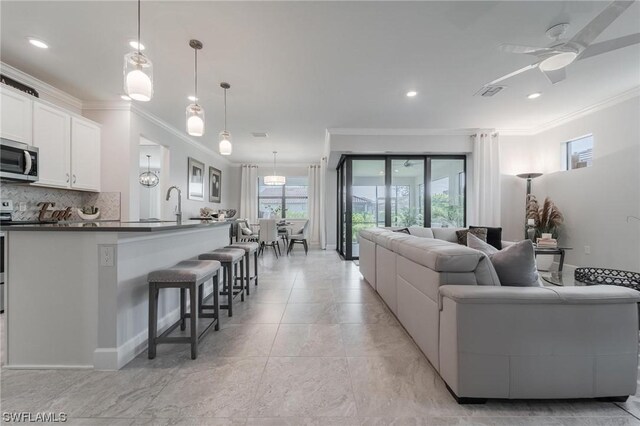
[258,218,280,257]
[237,219,258,242]
[287,219,310,255]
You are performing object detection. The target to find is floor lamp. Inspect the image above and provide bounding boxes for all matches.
[517,173,543,237]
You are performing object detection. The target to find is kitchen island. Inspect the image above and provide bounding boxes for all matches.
[2,220,231,370]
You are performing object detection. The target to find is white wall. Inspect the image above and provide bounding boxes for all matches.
[500,96,640,271]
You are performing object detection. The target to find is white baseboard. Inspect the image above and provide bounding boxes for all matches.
[3,364,93,370]
[93,307,181,370]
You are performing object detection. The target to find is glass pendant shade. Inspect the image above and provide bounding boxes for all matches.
[124,51,153,101]
[139,155,159,188]
[219,130,232,155]
[264,175,286,186]
[264,151,285,186]
[186,104,205,136]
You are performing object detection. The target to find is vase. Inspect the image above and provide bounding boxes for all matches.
[527,226,536,242]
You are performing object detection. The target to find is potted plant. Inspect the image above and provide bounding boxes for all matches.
[526,196,564,239]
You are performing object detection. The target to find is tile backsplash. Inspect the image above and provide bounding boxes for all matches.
[1,183,121,221]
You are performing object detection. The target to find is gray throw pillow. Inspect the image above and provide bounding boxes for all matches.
[467,233,540,287]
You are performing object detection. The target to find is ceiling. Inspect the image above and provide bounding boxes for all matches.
[2,1,639,163]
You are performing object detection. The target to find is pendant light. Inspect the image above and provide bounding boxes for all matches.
[186,39,204,136]
[264,151,286,186]
[124,0,153,102]
[218,82,232,155]
[139,155,159,188]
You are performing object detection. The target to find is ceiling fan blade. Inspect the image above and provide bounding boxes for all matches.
[578,33,640,60]
[486,63,538,86]
[499,43,550,55]
[568,0,635,48]
[542,68,566,85]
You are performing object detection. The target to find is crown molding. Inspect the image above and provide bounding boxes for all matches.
[529,86,640,135]
[327,128,480,137]
[0,62,83,112]
[128,104,232,164]
[82,100,132,111]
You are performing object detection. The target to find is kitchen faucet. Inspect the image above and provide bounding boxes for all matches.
[166,186,182,223]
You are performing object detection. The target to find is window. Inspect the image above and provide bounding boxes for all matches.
[563,134,593,170]
[258,176,308,218]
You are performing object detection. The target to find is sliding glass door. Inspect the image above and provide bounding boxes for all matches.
[337,155,466,260]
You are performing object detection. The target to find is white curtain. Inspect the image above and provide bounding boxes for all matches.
[471,132,501,227]
[308,161,326,249]
[239,164,258,223]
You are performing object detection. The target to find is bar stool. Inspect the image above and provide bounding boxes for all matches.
[199,248,245,317]
[148,259,221,360]
[226,241,260,295]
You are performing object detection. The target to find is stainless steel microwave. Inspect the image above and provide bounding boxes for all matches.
[0,138,39,182]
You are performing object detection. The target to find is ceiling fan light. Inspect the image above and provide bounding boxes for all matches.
[539,51,578,71]
[186,104,205,136]
[124,51,153,101]
[219,131,232,155]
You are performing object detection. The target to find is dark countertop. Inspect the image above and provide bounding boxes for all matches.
[0,219,231,232]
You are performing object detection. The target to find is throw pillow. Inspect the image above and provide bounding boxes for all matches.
[456,227,487,246]
[394,228,411,234]
[468,233,540,287]
[241,227,253,235]
[470,225,502,250]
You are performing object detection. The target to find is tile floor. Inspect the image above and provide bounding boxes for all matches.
[1,249,639,425]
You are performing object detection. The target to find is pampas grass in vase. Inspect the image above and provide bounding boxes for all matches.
[526,195,564,239]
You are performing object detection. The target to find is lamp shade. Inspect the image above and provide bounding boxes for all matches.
[186,104,205,136]
[219,131,232,155]
[516,173,543,180]
[124,52,153,102]
[264,175,286,186]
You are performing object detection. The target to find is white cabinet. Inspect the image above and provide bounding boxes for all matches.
[70,117,100,192]
[1,87,33,144]
[32,102,71,188]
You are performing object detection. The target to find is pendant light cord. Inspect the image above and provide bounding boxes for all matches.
[273,151,277,175]
[194,48,198,105]
[137,0,141,55]
[224,88,227,131]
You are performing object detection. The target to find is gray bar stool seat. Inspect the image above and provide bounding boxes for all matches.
[199,248,245,317]
[226,242,260,295]
[148,259,221,360]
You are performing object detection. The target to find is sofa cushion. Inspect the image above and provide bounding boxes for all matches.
[456,228,488,246]
[470,225,502,250]
[408,226,435,239]
[432,227,464,243]
[394,236,486,272]
[471,235,540,287]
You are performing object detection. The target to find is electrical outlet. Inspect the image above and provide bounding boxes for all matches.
[584,245,591,255]
[100,246,115,267]
[19,202,27,212]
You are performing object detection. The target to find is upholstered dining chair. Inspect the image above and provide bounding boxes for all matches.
[287,220,309,255]
[237,219,258,242]
[258,218,280,257]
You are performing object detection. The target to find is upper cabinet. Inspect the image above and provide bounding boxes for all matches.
[1,85,101,192]
[33,102,71,188]
[0,87,33,144]
[70,117,100,192]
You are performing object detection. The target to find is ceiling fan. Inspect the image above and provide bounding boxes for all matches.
[484,0,639,87]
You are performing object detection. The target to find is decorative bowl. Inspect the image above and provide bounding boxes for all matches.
[223,209,237,219]
[77,208,100,220]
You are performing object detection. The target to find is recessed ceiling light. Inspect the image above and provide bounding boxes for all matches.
[188,95,198,102]
[120,95,132,101]
[27,38,48,49]
[406,91,418,97]
[527,92,542,99]
[129,40,145,51]
[394,169,399,173]
[379,171,384,175]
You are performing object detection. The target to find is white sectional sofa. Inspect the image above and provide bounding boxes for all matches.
[358,227,640,403]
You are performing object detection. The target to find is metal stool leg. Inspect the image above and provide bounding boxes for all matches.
[148,283,158,359]
[189,283,198,360]
[254,251,259,287]
[227,264,233,317]
[239,259,245,302]
[180,287,186,331]
[213,273,220,331]
[245,253,251,295]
